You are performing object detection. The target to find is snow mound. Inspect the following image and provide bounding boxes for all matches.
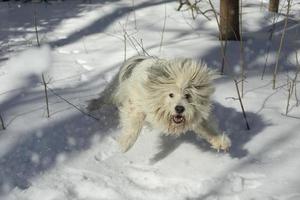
[5,45,51,77]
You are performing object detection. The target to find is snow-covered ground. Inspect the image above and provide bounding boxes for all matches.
[0,0,300,199]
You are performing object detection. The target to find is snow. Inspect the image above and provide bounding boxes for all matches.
[0,0,300,200]
[0,45,51,93]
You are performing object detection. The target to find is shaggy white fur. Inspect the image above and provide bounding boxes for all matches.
[89,56,231,152]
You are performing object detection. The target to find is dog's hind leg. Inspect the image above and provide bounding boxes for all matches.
[194,118,231,152]
[117,102,146,152]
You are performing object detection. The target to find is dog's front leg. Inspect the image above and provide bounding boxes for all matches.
[194,119,231,152]
[118,104,145,152]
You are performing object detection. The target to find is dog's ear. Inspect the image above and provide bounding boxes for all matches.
[194,84,210,90]
[189,61,216,96]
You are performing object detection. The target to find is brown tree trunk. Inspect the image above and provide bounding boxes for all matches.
[220,0,240,40]
[269,0,279,13]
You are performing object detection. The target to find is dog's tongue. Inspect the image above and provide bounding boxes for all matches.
[173,115,183,124]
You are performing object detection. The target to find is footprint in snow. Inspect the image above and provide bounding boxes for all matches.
[125,167,164,189]
[76,59,86,65]
[94,137,121,161]
[80,74,88,82]
[57,48,81,54]
[76,59,94,71]
[72,50,80,54]
[228,173,266,192]
[57,48,71,54]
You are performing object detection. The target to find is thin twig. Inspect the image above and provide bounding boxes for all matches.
[42,74,50,118]
[294,50,300,106]
[207,0,227,74]
[126,33,141,55]
[261,19,276,80]
[262,14,277,79]
[35,10,50,117]
[261,1,286,80]
[196,8,212,21]
[239,0,245,97]
[123,33,127,62]
[34,10,40,47]
[234,79,250,130]
[140,39,147,56]
[273,0,291,89]
[120,24,140,55]
[186,0,196,19]
[295,82,299,106]
[132,0,137,29]
[132,37,151,56]
[178,0,212,20]
[47,86,99,121]
[159,2,167,53]
[281,113,300,119]
[0,113,5,130]
[285,79,292,115]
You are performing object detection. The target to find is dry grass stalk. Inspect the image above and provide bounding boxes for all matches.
[159,3,167,53]
[293,50,300,106]
[272,0,291,89]
[285,78,292,115]
[47,86,99,121]
[132,0,137,29]
[124,33,127,62]
[207,0,227,74]
[34,10,40,47]
[239,0,246,97]
[234,79,250,130]
[34,9,50,118]
[0,113,5,130]
[285,51,299,115]
[42,74,50,118]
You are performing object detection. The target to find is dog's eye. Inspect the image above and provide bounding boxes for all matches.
[195,84,208,89]
[185,94,191,99]
[169,93,174,98]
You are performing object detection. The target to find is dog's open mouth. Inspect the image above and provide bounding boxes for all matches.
[172,115,185,124]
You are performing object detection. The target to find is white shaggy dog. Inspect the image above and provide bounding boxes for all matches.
[88,56,231,152]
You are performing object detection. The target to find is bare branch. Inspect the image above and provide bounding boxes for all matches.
[273,0,291,89]
[159,2,167,53]
[34,10,40,47]
[0,112,5,130]
[285,79,292,115]
[47,86,99,121]
[234,79,250,130]
[42,74,50,118]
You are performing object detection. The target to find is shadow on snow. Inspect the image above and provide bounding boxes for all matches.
[150,102,269,164]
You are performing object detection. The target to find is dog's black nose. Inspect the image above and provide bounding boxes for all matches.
[175,105,185,114]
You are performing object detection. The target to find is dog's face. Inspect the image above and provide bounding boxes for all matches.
[144,58,215,135]
[164,87,196,127]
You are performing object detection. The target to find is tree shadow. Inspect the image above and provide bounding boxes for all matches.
[190,124,300,200]
[198,17,300,76]
[0,98,119,196]
[0,66,120,196]
[0,0,299,197]
[150,102,269,164]
[49,0,175,47]
[144,10,300,77]
[0,0,121,60]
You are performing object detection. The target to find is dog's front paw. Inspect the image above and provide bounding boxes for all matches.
[117,135,134,153]
[209,133,231,152]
